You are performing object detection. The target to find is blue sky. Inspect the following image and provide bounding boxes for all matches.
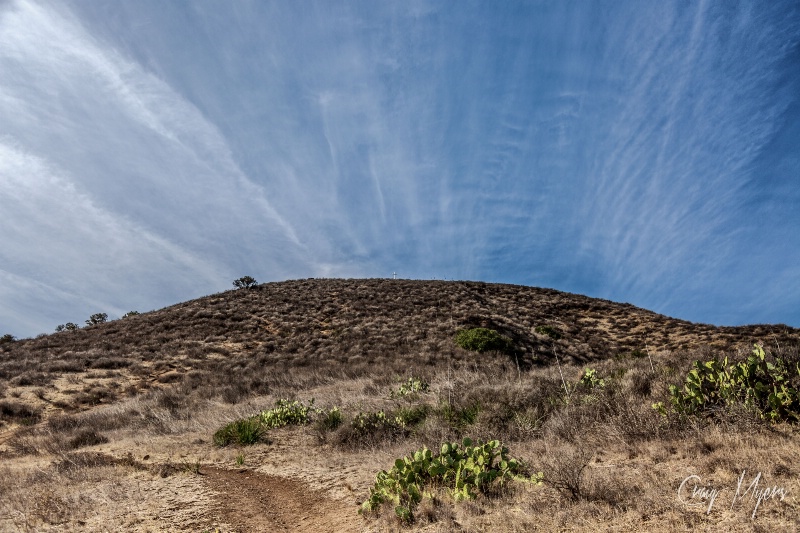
[1,0,798,337]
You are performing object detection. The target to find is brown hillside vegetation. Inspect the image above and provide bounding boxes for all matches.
[1,279,799,532]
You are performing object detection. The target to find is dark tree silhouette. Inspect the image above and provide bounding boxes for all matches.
[233,276,258,289]
[86,313,108,326]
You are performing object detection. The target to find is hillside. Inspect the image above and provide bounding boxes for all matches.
[2,279,795,410]
[1,279,799,532]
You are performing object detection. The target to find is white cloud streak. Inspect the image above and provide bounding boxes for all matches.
[1,0,798,336]
[0,0,316,334]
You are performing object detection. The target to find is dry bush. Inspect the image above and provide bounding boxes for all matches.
[66,429,109,450]
[0,400,41,425]
[538,440,594,500]
[9,422,109,456]
[461,375,563,441]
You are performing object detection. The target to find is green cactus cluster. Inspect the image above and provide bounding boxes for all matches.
[260,398,318,428]
[392,376,430,398]
[351,407,417,431]
[353,410,394,432]
[578,368,605,389]
[361,438,541,522]
[214,399,343,446]
[657,345,800,423]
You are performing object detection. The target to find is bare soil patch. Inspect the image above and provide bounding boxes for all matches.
[204,466,363,533]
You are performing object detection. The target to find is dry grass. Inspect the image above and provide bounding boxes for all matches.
[1,279,799,531]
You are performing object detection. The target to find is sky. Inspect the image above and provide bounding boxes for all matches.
[1,0,799,338]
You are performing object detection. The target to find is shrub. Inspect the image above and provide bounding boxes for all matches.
[439,402,480,430]
[334,406,429,448]
[454,328,513,354]
[122,311,140,318]
[233,276,258,289]
[0,400,41,424]
[213,399,336,446]
[657,344,800,423]
[541,442,593,500]
[67,429,109,450]
[11,372,49,387]
[361,438,540,522]
[89,357,131,370]
[394,405,429,428]
[85,313,108,326]
[56,322,79,332]
[213,417,265,446]
[534,325,562,340]
[0,334,15,344]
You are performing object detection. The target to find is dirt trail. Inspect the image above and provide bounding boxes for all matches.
[203,466,364,533]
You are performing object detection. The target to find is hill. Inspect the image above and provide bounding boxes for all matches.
[1,279,799,532]
[3,279,796,410]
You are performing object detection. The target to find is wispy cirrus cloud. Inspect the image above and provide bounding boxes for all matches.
[0,141,225,328]
[1,0,798,336]
[570,2,800,316]
[0,0,315,333]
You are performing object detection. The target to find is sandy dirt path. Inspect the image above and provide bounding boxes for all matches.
[203,466,365,533]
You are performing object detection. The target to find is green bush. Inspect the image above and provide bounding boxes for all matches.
[361,438,540,522]
[534,325,562,340]
[656,345,800,423]
[455,328,513,354]
[213,417,265,446]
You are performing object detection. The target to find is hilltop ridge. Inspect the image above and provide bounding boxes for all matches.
[2,278,796,413]
[7,278,797,357]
